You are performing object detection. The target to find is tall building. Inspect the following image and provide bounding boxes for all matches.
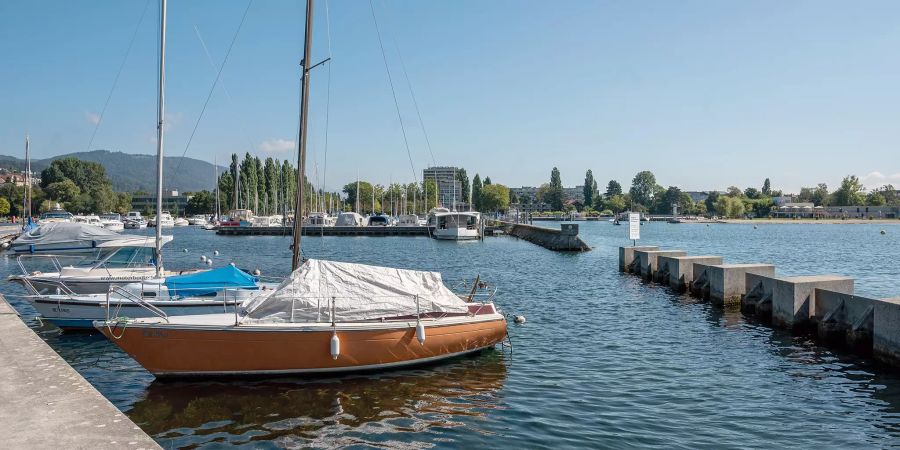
[422,166,462,210]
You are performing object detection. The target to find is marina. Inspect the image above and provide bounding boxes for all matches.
[2,223,900,447]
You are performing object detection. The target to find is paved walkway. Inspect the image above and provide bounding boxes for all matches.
[0,295,160,449]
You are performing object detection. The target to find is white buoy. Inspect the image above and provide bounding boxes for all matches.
[183,248,188,253]
[206,259,213,266]
[214,250,219,256]
[514,315,526,324]
[881,230,887,235]
[330,332,340,360]
[753,225,757,229]
[416,321,426,344]
[253,268,261,276]
[200,255,207,262]
[230,262,236,267]
[1,242,9,249]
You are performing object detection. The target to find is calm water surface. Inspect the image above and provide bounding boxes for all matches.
[2,222,900,449]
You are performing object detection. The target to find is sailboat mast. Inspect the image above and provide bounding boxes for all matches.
[154,0,167,277]
[356,171,359,213]
[291,0,314,271]
[214,155,220,220]
[24,135,31,220]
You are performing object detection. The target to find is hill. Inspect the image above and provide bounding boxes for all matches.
[0,150,224,193]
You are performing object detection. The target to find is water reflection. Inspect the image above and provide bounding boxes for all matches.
[128,351,508,448]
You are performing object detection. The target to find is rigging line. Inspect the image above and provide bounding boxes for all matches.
[391,37,436,167]
[193,25,256,154]
[86,0,152,153]
[170,0,254,188]
[321,0,333,218]
[368,0,418,185]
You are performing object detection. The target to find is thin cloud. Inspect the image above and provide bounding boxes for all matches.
[859,171,900,189]
[259,138,295,154]
[84,111,101,125]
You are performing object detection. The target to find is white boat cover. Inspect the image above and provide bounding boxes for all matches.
[13,222,120,247]
[244,259,469,322]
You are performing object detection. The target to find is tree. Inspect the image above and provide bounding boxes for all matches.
[604,194,626,213]
[744,187,760,199]
[45,180,81,203]
[0,197,9,216]
[509,189,518,205]
[867,189,888,206]
[546,167,564,210]
[342,181,377,214]
[456,169,470,205]
[264,157,279,215]
[218,171,234,212]
[186,190,215,214]
[725,186,743,198]
[629,171,657,207]
[762,178,772,196]
[480,184,510,212]
[583,170,595,207]
[705,191,720,215]
[715,196,745,218]
[472,174,483,211]
[833,175,865,206]
[483,176,492,186]
[605,180,622,198]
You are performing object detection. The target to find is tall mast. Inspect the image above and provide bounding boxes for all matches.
[214,155,220,220]
[154,0,167,277]
[291,0,314,271]
[355,170,359,213]
[24,135,31,221]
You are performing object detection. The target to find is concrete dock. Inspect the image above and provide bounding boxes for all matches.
[499,222,591,251]
[617,245,900,369]
[0,295,160,449]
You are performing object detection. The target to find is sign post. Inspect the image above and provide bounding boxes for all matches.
[628,213,640,246]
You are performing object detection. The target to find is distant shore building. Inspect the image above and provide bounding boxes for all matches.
[771,203,898,219]
[423,166,463,210]
[131,190,193,215]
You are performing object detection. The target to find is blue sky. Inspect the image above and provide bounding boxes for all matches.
[2,0,899,193]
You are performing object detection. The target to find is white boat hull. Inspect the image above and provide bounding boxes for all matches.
[433,227,480,240]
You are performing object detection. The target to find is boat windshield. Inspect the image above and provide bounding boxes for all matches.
[100,247,155,268]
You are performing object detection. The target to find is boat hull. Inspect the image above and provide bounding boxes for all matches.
[433,228,480,240]
[97,316,507,376]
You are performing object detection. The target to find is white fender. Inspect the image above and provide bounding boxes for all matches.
[330,332,340,360]
[416,321,426,345]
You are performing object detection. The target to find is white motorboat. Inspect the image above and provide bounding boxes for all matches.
[367,215,392,227]
[9,235,175,294]
[174,217,190,226]
[305,212,335,226]
[426,207,451,227]
[397,214,420,226]
[38,204,73,223]
[73,215,104,228]
[187,215,208,225]
[432,211,482,240]
[124,211,148,229]
[335,212,366,227]
[219,209,254,227]
[9,222,125,255]
[99,213,125,231]
[25,265,277,329]
[149,212,175,228]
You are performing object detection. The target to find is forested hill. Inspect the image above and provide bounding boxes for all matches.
[0,150,225,192]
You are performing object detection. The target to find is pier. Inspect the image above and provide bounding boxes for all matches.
[217,225,433,236]
[498,222,591,251]
[618,245,900,368]
[0,295,159,449]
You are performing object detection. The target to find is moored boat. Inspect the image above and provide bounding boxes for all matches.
[9,222,124,255]
[432,211,482,240]
[96,259,506,376]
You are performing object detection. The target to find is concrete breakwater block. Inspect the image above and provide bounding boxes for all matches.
[619,246,660,273]
[635,250,686,280]
[814,289,875,350]
[744,274,854,330]
[693,264,776,306]
[505,223,591,251]
[874,298,900,366]
[656,255,724,292]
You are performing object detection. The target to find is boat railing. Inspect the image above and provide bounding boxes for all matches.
[18,276,78,297]
[106,285,169,323]
[15,254,90,276]
[246,294,453,324]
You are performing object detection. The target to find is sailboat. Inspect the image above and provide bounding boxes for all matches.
[16,1,276,328]
[96,0,507,376]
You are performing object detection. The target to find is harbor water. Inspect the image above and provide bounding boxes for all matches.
[2,222,900,449]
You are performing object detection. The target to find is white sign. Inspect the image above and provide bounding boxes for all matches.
[628,213,640,240]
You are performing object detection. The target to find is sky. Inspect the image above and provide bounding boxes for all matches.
[1,0,899,194]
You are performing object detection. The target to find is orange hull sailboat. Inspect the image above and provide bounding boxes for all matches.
[96,0,507,377]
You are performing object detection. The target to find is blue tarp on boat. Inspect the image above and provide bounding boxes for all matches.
[165,265,258,297]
